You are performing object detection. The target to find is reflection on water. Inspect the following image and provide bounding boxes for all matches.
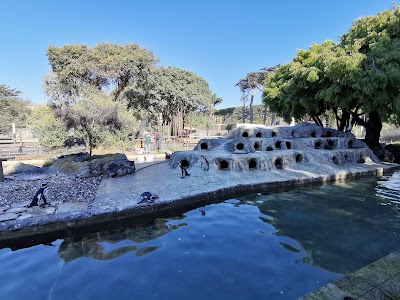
[252,177,400,274]
[1,173,400,300]
[59,216,187,262]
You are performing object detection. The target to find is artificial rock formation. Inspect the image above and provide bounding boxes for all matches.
[170,123,380,172]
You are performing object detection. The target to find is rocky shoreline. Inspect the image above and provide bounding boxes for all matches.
[0,174,102,209]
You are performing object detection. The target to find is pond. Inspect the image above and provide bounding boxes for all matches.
[1,172,400,300]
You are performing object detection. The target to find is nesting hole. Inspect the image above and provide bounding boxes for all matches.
[315,141,322,149]
[344,154,349,162]
[254,142,261,151]
[327,140,335,147]
[242,131,249,137]
[295,153,303,163]
[275,141,282,149]
[180,159,190,167]
[358,152,366,163]
[291,130,295,137]
[311,131,316,137]
[275,158,283,169]
[348,140,353,148]
[248,159,257,170]
[326,131,332,137]
[266,146,273,151]
[200,142,208,150]
[255,132,262,138]
[332,156,339,165]
[286,141,292,149]
[219,160,229,170]
[271,131,277,137]
[236,143,244,150]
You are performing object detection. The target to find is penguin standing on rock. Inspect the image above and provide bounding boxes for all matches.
[28,183,48,207]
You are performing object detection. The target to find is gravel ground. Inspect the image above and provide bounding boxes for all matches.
[0,174,102,209]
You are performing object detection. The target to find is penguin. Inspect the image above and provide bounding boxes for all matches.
[201,155,209,171]
[28,183,48,207]
[178,162,190,178]
[137,192,159,204]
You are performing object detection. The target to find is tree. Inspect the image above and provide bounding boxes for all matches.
[0,84,31,135]
[0,84,20,98]
[236,66,280,124]
[28,106,69,149]
[45,43,158,154]
[263,8,400,148]
[51,89,124,155]
[46,43,159,102]
[123,66,216,136]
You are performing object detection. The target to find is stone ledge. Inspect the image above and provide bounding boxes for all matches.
[299,250,400,299]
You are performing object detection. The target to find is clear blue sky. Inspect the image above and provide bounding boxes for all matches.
[0,0,394,109]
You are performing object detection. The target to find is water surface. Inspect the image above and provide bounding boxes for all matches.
[1,173,400,300]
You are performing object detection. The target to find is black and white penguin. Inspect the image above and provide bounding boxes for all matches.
[137,192,159,204]
[28,183,48,207]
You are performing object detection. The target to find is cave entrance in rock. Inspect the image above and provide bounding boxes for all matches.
[200,142,208,150]
[218,159,229,170]
[236,143,244,150]
[295,153,303,163]
[275,158,283,169]
[248,159,257,170]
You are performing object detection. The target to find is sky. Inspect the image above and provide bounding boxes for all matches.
[0,0,395,109]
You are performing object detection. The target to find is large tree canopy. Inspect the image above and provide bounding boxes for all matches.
[45,43,156,154]
[122,66,217,136]
[263,8,400,148]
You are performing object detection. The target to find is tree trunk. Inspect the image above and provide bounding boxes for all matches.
[263,106,267,125]
[364,111,382,148]
[242,101,246,123]
[249,94,254,124]
[271,112,276,126]
[0,160,4,182]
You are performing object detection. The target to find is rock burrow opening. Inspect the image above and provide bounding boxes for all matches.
[311,131,316,137]
[236,143,245,150]
[286,141,292,149]
[272,131,277,137]
[275,141,282,149]
[254,142,261,151]
[200,142,208,150]
[315,141,322,149]
[255,132,262,138]
[332,156,339,165]
[295,153,303,163]
[249,159,257,169]
[219,160,229,170]
[275,158,283,169]
[242,132,249,137]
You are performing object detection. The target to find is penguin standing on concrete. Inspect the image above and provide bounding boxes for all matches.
[201,155,209,171]
[28,183,48,207]
[178,161,190,178]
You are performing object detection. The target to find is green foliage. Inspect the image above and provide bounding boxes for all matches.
[0,84,20,98]
[0,84,31,134]
[263,8,400,147]
[28,106,69,149]
[123,66,216,135]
